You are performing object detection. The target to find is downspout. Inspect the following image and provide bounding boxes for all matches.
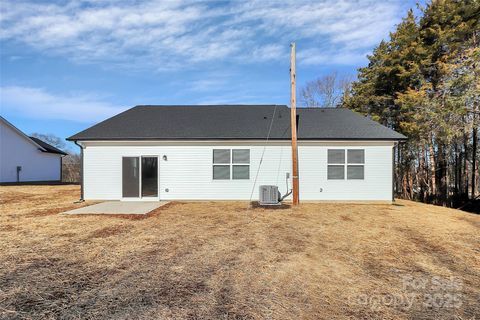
[74,141,84,202]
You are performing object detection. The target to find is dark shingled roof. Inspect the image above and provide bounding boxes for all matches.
[30,137,68,155]
[67,105,406,141]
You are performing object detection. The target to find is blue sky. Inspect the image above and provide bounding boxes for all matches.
[1,0,421,152]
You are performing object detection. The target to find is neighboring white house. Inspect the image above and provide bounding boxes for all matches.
[67,105,406,202]
[0,116,67,183]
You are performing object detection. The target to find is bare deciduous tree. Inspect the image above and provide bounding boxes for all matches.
[300,72,352,108]
[31,132,66,150]
[31,133,81,183]
[62,154,81,183]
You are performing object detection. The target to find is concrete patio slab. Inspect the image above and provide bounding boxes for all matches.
[63,201,169,215]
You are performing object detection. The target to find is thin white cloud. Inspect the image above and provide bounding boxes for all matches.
[195,93,265,105]
[189,79,228,92]
[297,48,370,66]
[0,0,405,69]
[251,44,287,61]
[0,86,125,123]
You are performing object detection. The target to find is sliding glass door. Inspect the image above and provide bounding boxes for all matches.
[122,157,140,198]
[141,157,158,197]
[122,156,158,199]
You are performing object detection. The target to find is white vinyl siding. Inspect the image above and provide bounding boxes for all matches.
[82,141,393,201]
[0,120,62,182]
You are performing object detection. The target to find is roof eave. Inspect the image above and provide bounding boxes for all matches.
[67,137,407,142]
[40,149,68,156]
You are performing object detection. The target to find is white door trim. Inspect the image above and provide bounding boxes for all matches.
[121,155,160,201]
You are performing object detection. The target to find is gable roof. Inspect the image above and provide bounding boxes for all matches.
[1,116,47,150]
[67,105,406,141]
[0,116,67,155]
[29,136,68,155]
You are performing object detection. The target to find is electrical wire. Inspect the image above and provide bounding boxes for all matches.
[248,105,278,208]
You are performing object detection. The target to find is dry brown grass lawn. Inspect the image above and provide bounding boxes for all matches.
[0,185,479,320]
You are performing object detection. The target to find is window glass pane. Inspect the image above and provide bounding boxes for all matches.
[328,165,344,179]
[232,165,249,179]
[213,149,230,164]
[213,165,230,179]
[232,149,250,163]
[122,157,140,197]
[141,157,158,197]
[347,165,364,179]
[328,150,345,164]
[348,149,365,164]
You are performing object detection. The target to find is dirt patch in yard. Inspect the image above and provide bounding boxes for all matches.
[72,201,180,220]
[88,224,133,239]
[249,201,292,210]
[456,215,480,228]
[0,224,16,232]
[1,185,479,319]
[340,214,354,221]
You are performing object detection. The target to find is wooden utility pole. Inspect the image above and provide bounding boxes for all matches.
[471,32,478,198]
[290,42,299,205]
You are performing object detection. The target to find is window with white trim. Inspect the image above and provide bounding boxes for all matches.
[327,149,364,180]
[213,149,250,180]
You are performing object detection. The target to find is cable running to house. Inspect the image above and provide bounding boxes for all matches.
[248,104,278,206]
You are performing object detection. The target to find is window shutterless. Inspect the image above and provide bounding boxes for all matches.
[213,149,231,180]
[327,149,345,180]
[347,149,364,180]
[327,149,364,180]
[213,149,250,180]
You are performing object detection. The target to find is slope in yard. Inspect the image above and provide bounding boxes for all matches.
[0,185,479,319]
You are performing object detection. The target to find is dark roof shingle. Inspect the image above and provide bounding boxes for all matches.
[67,105,406,141]
[30,137,68,155]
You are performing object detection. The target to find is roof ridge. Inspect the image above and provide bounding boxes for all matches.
[134,104,287,108]
[297,107,345,109]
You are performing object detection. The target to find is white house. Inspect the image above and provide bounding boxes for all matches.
[67,105,406,202]
[0,116,67,183]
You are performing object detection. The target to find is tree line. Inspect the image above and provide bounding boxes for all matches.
[29,1,479,209]
[303,0,479,209]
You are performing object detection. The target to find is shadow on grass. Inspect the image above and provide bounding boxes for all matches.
[249,201,291,210]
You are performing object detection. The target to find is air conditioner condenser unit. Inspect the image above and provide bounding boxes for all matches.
[259,185,280,205]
